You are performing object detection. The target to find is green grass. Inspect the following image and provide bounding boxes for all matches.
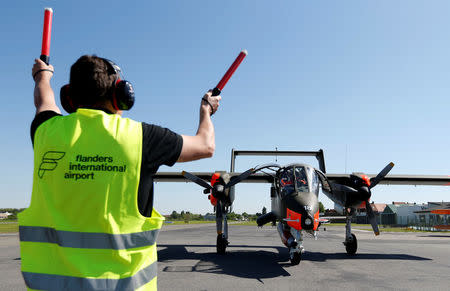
[0,221,19,233]
[242,222,441,233]
[357,227,431,233]
[164,220,260,226]
[326,223,440,233]
[163,220,215,225]
[323,223,370,227]
[232,221,259,226]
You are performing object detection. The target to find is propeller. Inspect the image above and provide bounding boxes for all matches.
[370,162,395,188]
[364,162,394,235]
[181,171,213,191]
[182,168,255,194]
[225,168,255,188]
[365,201,380,235]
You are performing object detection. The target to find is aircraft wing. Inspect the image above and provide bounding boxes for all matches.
[324,174,450,186]
[155,172,450,186]
[154,172,273,183]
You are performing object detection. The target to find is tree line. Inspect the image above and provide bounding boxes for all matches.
[0,208,25,221]
[167,203,325,223]
[167,210,264,223]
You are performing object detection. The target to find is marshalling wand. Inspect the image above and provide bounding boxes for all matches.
[212,50,247,96]
[40,8,53,65]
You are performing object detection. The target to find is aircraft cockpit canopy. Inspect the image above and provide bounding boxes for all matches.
[280,165,320,196]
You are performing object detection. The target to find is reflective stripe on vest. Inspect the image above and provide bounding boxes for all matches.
[23,261,157,291]
[19,226,159,249]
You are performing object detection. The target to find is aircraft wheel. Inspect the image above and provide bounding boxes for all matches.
[216,234,228,254]
[345,233,357,255]
[290,251,301,265]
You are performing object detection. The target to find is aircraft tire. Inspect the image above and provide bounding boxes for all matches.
[345,233,357,255]
[216,234,227,254]
[290,251,301,265]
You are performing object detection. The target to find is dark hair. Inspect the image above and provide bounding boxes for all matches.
[69,55,116,107]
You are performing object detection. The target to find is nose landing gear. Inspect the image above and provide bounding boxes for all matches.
[217,233,229,254]
[289,248,302,265]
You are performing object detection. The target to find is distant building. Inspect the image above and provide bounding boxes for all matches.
[380,204,398,225]
[396,203,427,226]
[414,202,450,228]
[0,212,12,219]
[355,202,386,224]
[378,202,427,226]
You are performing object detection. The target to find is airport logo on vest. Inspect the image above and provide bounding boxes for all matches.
[38,151,65,178]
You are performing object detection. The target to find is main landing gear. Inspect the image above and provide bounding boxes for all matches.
[215,201,230,254]
[343,212,357,255]
[277,222,304,265]
[288,239,304,265]
[344,233,357,255]
[289,247,302,265]
[216,233,229,254]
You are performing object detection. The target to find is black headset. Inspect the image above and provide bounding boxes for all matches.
[60,58,135,113]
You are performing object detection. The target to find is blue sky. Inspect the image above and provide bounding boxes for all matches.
[1,1,449,214]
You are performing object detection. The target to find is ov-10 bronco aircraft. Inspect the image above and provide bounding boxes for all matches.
[154,149,450,265]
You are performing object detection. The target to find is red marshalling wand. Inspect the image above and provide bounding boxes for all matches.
[40,8,53,65]
[212,50,247,96]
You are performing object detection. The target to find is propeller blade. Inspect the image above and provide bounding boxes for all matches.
[225,168,255,188]
[365,200,380,235]
[370,162,395,188]
[182,171,213,190]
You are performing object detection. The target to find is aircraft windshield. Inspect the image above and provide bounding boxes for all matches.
[306,166,320,195]
[294,167,308,192]
[280,166,309,195]
[280,168,295,195]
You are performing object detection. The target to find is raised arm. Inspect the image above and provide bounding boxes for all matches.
[32,58,61,115]
[177,91,221,162]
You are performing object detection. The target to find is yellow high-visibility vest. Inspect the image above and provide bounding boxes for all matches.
[19,109,163,290]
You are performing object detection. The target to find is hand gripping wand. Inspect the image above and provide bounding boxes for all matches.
[40,8,53,65]
[212,50,247,96]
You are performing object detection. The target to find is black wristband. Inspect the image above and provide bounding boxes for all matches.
[33,69,54,80]
[202,97,214,116]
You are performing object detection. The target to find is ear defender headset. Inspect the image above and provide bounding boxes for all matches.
[60,58,135,113]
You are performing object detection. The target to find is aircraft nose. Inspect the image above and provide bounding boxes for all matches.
[284,192,319,217]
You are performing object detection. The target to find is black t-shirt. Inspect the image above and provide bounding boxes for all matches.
[30,110,183,217]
